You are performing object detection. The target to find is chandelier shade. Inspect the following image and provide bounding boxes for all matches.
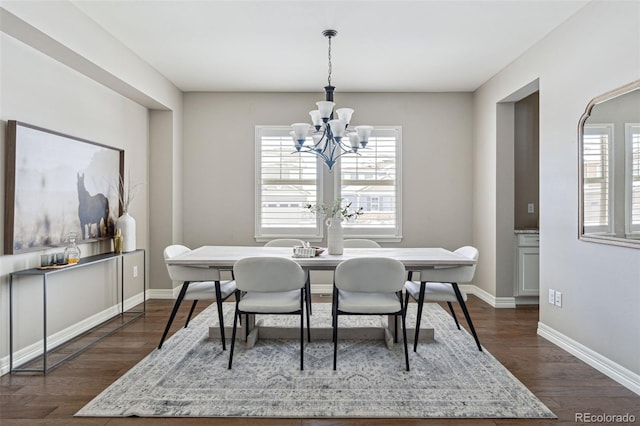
[291,30,371,171]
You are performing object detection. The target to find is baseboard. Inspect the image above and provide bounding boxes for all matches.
[147,288,180,299]
[463,285,516,308]
[0,292,145,376]
[537,322,640,396]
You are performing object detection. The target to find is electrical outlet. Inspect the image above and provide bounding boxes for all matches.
[133,265,138,278]
[527,203,535,214]
[548,289,555,304]
[554,291,562,307]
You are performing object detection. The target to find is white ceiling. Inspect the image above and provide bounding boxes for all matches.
[71,0,589,93]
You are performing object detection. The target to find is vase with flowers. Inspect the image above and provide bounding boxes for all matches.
[115,174,142,253]
[305,198,363,255]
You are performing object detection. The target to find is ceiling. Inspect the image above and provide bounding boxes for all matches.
[71,0,589,93]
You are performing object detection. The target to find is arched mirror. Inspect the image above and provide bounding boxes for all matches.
[579,80,640,248]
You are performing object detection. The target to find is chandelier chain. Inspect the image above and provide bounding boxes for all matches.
[327,35,332,86]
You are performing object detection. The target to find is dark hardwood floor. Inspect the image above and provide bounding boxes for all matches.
[1,295,638,425]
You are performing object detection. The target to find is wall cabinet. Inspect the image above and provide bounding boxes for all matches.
[515,233,539,297]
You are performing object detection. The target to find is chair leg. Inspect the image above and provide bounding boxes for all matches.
[305,291,311,343]
[300,289,304,371]
[403,290,410,320]
[447,301,461,330]
[332,289,339,370]
[394,314,398,344]
[413,282,426,352]
[451,283,482,352]
[399,294,410,371]
[305,271,312,316]
[158,281,190,349]
[245,314,250,341]
[333,313,338,370]
[331,284,338,340]
[214,282,226,350]
[228,297,241,369]
[184,300,198,327]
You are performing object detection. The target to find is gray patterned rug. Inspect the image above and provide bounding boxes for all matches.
[76,302,555,418]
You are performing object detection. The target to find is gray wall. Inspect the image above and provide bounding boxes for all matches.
[474,0,640,378]
[0,32,148,363]
[182,92,474,250]
[0,2,183,372]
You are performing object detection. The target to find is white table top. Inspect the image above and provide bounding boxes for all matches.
[166,246,475,270]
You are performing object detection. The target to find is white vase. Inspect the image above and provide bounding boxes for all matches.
[326,217,344,255]
[116,212,136,252]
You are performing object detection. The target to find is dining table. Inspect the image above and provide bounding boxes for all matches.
[165,245,476,348]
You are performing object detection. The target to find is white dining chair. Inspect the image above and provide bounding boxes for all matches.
[404,246,482,352]
[159,245,237,350]
[263,238,306,247]
[228,256,309,370]
[332,257,410,371]
[343,239,381,248]
[264,238,312,316]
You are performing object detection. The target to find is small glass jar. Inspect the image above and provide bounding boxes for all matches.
[64,231,81,264]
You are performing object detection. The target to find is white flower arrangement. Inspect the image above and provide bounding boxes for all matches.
[304,198,363,221]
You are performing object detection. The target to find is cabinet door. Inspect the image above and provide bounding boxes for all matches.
[517,247,540,296]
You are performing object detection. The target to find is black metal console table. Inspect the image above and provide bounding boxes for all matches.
[9,249,146,373]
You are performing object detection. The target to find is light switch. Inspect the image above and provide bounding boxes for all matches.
[527,203,535,214]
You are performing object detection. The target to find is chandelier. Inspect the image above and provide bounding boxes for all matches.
[290,30,372,171]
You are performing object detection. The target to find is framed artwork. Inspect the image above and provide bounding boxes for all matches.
[4,120,124,254]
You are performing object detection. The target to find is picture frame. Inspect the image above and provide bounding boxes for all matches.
[4,120,124,254]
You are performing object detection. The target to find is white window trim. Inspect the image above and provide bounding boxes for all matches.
[254,126,324,242]
[333,126,403,242]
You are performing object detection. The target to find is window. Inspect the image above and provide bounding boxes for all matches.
[583,124,613,234]
[254,127,322,239]
[337,126,402,240]
[255,125,402,241]
[626,124,640,234]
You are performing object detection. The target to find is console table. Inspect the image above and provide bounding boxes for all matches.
[9,249,146,373]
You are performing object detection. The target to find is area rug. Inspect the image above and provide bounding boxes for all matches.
[76,302,555,418]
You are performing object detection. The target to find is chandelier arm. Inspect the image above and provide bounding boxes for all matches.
[333,150,361,162]
[302,147,331,164]
[335,139,355,153]
[313,128,329,154]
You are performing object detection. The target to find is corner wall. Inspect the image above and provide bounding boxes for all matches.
[0,2,183,373]
[473,0,640,389]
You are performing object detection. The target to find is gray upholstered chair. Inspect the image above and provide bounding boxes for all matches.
[332,257,410,371]
[159,245,236,350]
[343,239,381,248]
[404,245,482,352]
[228,256,309,370]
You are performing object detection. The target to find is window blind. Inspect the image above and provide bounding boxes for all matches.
[583,124,612,232]
[339,127,401,237]
[628,125,640,232]
[255,127,320,237]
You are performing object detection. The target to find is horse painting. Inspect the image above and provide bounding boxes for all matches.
[77,173,110,239]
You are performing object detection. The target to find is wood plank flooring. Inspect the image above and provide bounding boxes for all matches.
[1,296,638,425]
